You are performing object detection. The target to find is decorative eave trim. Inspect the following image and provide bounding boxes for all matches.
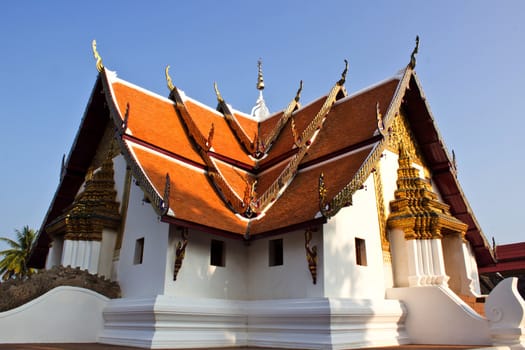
[386,145,468,240]
[253,62,349,216]
[257,80,303,155]
[318,63,414,218]
[215,82,257,155]
[100,70,170,217]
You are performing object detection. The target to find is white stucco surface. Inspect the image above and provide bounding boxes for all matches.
[117,178,169,297]
[323,175,386,299]
[0,286,108,343]
[100,295,407,349]
[164,228,248,299]
[247,229,324,300]
[485,277,525,348]
[387,285,491,345]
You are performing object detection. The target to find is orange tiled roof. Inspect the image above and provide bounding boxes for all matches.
[29,63,495,269]
[104,70,401,236]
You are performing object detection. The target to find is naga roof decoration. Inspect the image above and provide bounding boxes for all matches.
[29,37,495,269]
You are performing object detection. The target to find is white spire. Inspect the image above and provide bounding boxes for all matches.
[251,59,270,121]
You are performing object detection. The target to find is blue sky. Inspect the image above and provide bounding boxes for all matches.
[0,1,523,250]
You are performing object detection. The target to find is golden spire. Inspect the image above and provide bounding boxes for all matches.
[165,65,175,92]
[91,39,104,72]
[409,35,419,69]
[257,59,265,90]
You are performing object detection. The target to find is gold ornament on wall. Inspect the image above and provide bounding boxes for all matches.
[387,143,467,240]
[305,228,318,284]
[173,228,189,281]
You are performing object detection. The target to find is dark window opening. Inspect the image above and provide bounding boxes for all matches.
[269,238,284,266]
[210,239,225,267]
[355,237,367,266]
[134,237,144,264]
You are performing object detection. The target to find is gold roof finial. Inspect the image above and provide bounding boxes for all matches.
[257,59,265,90]
[214,82,224,103]
[165,65,175,92]
[337,59,349,86]
[409,35,420,69]
[295,80,303,102]
[91,39,104,72]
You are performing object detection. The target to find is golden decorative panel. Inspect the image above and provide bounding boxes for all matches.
[386,144,467,240]
[373,163,390,252]
[46,155,121,241]
[386,111,427,172]
[304,228,318,284]
[173,227,189,281]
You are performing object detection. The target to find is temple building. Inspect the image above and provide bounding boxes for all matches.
[20,39,525,349]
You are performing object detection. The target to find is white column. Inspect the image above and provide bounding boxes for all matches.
[407,239,424,287]
[443,235,477,296]
[61,240,101,274]
[406,239,449,287]
[430,239,449,286]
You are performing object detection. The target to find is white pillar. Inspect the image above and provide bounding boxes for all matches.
[61,240,101,274]
[406,238,449,287]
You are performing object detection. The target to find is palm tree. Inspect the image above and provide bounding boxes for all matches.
[0,226,37,280]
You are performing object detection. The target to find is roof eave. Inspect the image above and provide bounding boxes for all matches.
[404,72,495,266]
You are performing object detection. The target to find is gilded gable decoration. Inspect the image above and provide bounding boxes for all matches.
[338,59,349,86]
[165,65,175,92]
[60,154,66,181]
[91,39,104,72]
[409,35,419,70]
[316,53,417,219]
[255,80,303,154]
[258,80,303,154]
[386,143,467,240]
[304,229,318,284]
[213,81,224,103]
[373,163,389,252]
[376,102,386,136]
[206,123,215,150]
[159,173,171,216]
[46,156,121,241]
[173,227,188,281]
[386,112,426,168]
[121,103,130,132]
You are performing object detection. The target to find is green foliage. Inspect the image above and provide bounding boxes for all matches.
[0,226,37,281]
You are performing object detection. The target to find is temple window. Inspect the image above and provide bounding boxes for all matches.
[210,239,225,267]
[134,237,144,264]
[355,237,367,266]
[269,238,284,266]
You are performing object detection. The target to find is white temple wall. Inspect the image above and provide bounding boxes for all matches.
[380,150,400,217]
[390,228,409,287]
[467,242,482,295]
[98,228,117,279]
[162,227,323,300]
[247,229,324,300]
[163,227,248,299]
[61,240,101,274]
[112,154,128,206]
[442,235,480,296]
[116,178,169,298]
[45,236,63,269]
[323,175,386,299]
